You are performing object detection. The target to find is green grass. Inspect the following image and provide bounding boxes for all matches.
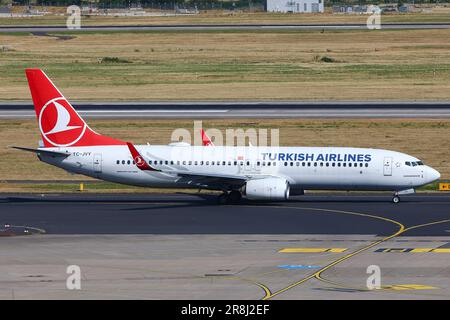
[417,181,444,191]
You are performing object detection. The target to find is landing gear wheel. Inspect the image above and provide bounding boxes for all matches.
[228,190,242,204]
[392,196,400,204]
[218,192,229,205]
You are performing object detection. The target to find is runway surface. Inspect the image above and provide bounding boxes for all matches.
[1,193,450,235]
[2,102,450,119]
[2,23,450,33]
[1,193,449,299]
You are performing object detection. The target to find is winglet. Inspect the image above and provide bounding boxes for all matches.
[201,129,214,146]
[126,142,158,171]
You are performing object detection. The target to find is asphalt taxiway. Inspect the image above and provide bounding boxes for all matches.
[0,193,449,299]
[2,102,450,119]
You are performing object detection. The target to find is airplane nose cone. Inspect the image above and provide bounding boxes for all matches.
[427,167,441,183]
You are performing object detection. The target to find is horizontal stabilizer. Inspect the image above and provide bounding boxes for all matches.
[10,146,70,157]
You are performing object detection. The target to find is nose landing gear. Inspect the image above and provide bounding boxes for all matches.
[392,195,400,204]
[392,188,415,203]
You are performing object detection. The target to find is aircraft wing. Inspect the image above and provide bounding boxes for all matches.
[166,170,247,189]
[126,142,159,171]
[11,146,70,157]
[126,142,246,189]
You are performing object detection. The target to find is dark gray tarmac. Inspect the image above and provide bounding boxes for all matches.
[1,193,449,236]
[2,101,450,119]
[1,192,450,299]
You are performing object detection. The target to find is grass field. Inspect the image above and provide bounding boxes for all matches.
[1,11,450,26]
[1,29,450,101]
[0,119,449,192]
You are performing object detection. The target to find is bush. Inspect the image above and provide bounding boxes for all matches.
[319,55,336,63]
[98,56,131,64]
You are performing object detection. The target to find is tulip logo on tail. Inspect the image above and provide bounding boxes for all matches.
[39,98,86,147]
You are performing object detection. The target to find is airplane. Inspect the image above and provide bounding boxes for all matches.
[13,69,441,204]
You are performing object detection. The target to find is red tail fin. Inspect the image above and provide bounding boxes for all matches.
[25,69,125,148]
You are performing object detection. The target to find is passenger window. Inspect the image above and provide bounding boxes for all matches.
[337,163,341,167]
[314,162,317,167]
[343,163,346,167]
[349,163,352,167]
[127,160,131,165]
[359,163,363,167]
[194,161,198,165]
[307,162,311,167]
[122,160,125,164]
[268,162,271,166]
[211,161,215,165]
[116,160,120,165]
[234,161,237,165]
[183,161,186,165]
[326,163,329,167]
[290,162,294,166]
[302,162,306,167]
[332,163,335,167]
[320,162,323,167]
[365,163,368,167]
[170,161,174,165]
[284,162,288,166]
[188,161,192,165]
[246,161,250,166]
[206,161,209,165]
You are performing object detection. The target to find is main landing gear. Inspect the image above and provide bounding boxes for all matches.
[218,190,242,205]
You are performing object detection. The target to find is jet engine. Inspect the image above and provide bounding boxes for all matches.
[244,178,290,200]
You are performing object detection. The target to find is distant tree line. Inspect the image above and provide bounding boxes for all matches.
[9,0,447,9]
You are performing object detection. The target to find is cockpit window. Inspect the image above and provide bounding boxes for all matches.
[406,160,424,167]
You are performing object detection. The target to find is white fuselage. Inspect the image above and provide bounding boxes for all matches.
[38,145,440,192]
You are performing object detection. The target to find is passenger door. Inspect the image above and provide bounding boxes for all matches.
[383,157,392,176]
[93,153,102,173]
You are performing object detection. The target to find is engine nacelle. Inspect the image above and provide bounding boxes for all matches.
[245,178,290,201]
